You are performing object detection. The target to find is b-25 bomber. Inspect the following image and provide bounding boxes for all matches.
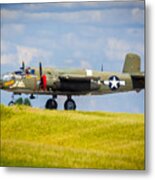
[0,53,145,110]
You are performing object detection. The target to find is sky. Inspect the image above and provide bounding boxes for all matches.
[0,1,145,113]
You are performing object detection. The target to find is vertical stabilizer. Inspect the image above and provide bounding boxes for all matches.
[123,53,141,73]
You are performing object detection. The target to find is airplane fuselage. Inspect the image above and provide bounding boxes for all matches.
[1,68,141,96]
[0,53,145,110]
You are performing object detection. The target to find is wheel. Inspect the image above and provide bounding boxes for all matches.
[45,99,57,110]
[64,99,76,110]
[8,101,15,106]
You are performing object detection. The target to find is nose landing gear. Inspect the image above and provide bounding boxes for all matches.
[8,93,15,106]
[30,94,35,99]
[8,101,15,106]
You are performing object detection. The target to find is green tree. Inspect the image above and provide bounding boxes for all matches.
[23,98,31,106]
[15,97,23,105]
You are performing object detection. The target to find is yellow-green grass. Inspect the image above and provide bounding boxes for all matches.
[0,104,144,170]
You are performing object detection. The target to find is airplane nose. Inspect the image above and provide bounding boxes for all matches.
[0,79,4,89]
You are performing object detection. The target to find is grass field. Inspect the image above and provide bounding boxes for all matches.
[0,104,144,170]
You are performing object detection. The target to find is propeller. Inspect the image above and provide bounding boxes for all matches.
[39,62,47,91]
[39,62,43,79]
[101,64,103,72]
[20,61,25,71]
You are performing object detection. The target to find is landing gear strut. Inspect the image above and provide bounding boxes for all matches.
[8,101,15,106]
[45,95,58,110]
[8,93,15,106]
[64,96,76,110]
[30,94,35,99]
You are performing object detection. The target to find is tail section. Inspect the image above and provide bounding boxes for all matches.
[131,73,145,91]
[123,53,141,73]
[122,53,145,91]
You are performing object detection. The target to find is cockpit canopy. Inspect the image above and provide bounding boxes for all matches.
[15,68,35,75]
[14,70,23,75]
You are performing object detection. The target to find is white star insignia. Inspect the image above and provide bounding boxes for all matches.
[109,76,119,89]
[104,76,125,90]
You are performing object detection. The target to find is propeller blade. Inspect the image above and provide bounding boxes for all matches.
[38,62,47,91]
[39,62,43,78]
[22,61,25,71]
[101,64,103,72]
[20,61,25,71]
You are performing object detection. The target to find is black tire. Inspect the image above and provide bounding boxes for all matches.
[45,99,57,110]
[64,99,76,110]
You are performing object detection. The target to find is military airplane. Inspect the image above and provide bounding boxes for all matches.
[0,53,145,110]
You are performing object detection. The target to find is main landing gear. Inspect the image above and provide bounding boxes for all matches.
[45,95,58,110]
[8,93,76,110]
[45,95,76,110]
[64,96,76,110]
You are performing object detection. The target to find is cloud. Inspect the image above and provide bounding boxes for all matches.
[11,24,25,33]
[1,54,17,65]
[131,8,144,22]
[1,2,145,29]
[127,28,143,36]
[1,42,53,66]
[65,59,74,65]
[61,32,105,52]
[104,37,144,61]
[1,41,14,54]
[1,9,20,20]
[20,2,77,12]
[105,38,130,60]
[16,46,52,65]
[80,59,91,69]
[1,8,104,24]
[27,10,104,23]
[16,46,39,64]
[1,23,25,37]
[1,41,17,65]
[72,51,83,58]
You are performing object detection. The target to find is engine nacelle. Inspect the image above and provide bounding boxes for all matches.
[45,74,60,91]
[90,79,100,91]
